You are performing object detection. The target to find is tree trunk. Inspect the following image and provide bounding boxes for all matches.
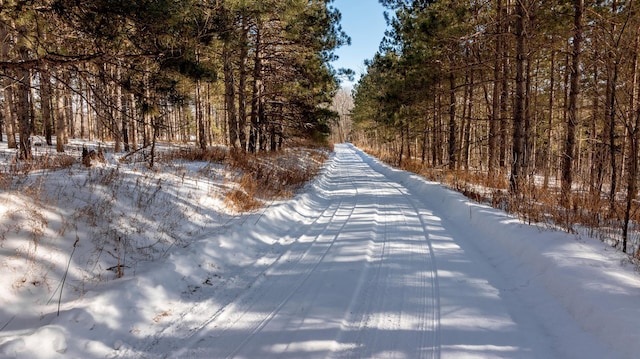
[224,41,238,148]
[561,0,583,209]
[55,71,67,153]
[398,119,405,167]
[434,88,443,166]
[270,123,276,152]
[114,65,123,152]
[249,24,263,154]
[237,17,249,151]
[462,69,474,170]
[405,121,411,163]
[499,0,509,170]
[523,56,532,176]
[3,80,17,149]
[16,61,32,160]
[40,66,54,146]
[544,50,555,189]
[63,71,74,142]
[510,0,526,193]
[421,113,428,164]
[120,76,129,152]
[624,32,640,254]
[197,79,207,149]
[448,72,457,170]
[589,69,604,198]
[129,93,137,150]
[79,86,85,139]
[625,123,638,254]
[0,103,3,142]
[0,20,16,148]
[489,0,502,179]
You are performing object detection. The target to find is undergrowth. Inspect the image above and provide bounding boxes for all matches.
[359,145,640,258]
[5,143,329,213]
[161,146,229,163]
[8,153,75,174]
[172,146,330,212]
[0,140,329,299]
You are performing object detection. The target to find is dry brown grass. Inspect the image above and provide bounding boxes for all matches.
[3,142,328,213]
[224,173,264,212]
[171,144,330,212]
[9,153,76,174]
[358,144,632,241]
[223,148,328,211]
[162,146,228,163]
[0,173,9,190]
[287,138,335,152]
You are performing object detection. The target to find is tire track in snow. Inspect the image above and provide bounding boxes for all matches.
[115,159,348,358]
[169,157,361,358]
[351,146,442,358]
[332,173,391,357]
[329,146,441,358]
[119,145,443,358]
[385,179,442,359]
[222,202,358,358]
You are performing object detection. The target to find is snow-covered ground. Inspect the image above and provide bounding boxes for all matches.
[1,143,640,358]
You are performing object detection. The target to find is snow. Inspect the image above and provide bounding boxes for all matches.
[2,142,640,358]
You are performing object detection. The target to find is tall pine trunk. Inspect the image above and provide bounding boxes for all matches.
[605,0,620,212]
[249,24,263,153]
[510,0,526,193]
[624,32,640,254]
[462,68,474,170]
[40,66,54,146]
[489,0,502,179]
[16,61,32,160]
[2,80,17,148]
[544,50,555,189]
[237,18,249,151]
[561,0,584,210]
[499,1,509,170]
[63,71,74,142]
[224,41,238,148]
[0,20,16,148]
[448,72,457,170]
[196,79,206,150]
[55,70,67,153]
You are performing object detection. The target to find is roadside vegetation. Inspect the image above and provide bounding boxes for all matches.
[350,0,640,257]
[0,139,329,298]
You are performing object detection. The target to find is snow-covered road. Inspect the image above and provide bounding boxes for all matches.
[176,145,444,358]
[115,143,637,358]
[5,143,640,358]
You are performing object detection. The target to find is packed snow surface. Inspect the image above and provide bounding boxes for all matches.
[2,143,640,358]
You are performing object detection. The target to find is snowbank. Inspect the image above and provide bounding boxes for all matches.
[355,143,640,358]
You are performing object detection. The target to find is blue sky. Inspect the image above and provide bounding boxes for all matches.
[331,0,389,88]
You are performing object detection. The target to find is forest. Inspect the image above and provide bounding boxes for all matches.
[0,0,349,164]
[351,0,640,255]
[4,0,640,256]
